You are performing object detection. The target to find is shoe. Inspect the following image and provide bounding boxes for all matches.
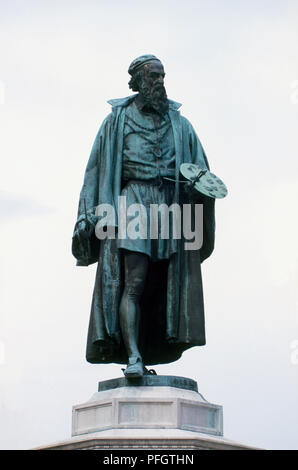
[124,356,144,378]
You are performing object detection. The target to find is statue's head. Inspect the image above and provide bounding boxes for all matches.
[128,54,168,115]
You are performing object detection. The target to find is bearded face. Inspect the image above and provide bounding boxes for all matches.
[137,62,169,115]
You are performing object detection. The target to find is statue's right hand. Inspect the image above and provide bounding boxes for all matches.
[76,220,87,232]
[74,220,90,241]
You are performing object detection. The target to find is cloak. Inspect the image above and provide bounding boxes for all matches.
[72,95,215,366]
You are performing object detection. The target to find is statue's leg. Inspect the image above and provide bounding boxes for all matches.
[119,250,148,377]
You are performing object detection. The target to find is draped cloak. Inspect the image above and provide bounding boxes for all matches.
[72,95,215,366]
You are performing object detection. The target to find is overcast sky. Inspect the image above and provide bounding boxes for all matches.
[0,0,298,450]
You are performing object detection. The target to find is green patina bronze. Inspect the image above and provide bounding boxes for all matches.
[98,376,199,393]
[72,56,216,374]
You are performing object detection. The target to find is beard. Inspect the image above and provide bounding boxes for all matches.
[139,80,169,115]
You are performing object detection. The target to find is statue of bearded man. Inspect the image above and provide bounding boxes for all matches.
[72,55,215,378]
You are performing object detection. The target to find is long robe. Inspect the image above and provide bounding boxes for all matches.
[72,95,215,366]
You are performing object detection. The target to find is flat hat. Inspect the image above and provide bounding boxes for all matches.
[128,54,163,75]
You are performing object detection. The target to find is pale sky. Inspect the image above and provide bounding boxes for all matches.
[0,0,298,450]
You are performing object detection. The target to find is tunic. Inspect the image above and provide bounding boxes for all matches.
[118,100,178,261]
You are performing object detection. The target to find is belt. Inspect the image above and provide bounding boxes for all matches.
[125,178,175,188]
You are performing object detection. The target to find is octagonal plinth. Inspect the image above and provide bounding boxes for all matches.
[72,376,223,437]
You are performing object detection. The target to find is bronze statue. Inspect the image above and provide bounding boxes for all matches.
[72,55,216,378]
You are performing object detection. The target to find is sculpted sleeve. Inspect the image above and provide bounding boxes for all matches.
[72,114,113,266]
[183,117,216,263]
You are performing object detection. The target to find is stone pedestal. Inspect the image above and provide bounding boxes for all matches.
[35,376,256,450]
[72,375,222,437]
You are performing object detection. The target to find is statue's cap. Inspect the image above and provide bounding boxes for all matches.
[128,54,163,75]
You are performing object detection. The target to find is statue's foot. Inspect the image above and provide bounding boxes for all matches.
[124,356,144,378]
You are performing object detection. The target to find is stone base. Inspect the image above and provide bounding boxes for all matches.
[72,375,223,437]
[36,428,254,450]
[34,376,257,450]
